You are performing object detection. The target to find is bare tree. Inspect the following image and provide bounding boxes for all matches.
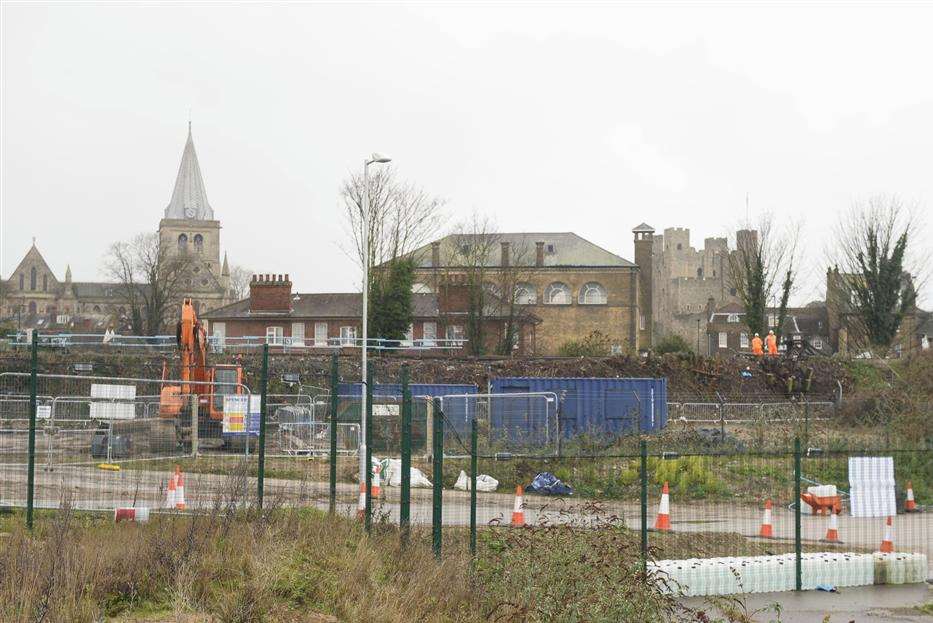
[831,196,927,356]
[228,264,253,300]
[103,232,193,335]
[446,214,534,355]
[341,166,446,278]
[726,214,801,343]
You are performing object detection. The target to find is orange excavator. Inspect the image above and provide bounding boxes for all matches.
[157,298,243,448]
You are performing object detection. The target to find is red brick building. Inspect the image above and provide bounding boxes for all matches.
[202,273,539,354]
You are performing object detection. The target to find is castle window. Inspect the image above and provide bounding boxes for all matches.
[729,288,737,296]
[194,234,204,253]
[19,274,24,290]
[544,282,571,305]
[579,282,607,305]
[178,234,188,251]
[514,282,536,304]
[30,267,37,290]
[697,268,703,278]
[677,243,682,250]
[43,274,48,291]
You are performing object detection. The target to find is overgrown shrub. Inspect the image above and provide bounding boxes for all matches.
[654,334,693,355]
[558,330,614,357]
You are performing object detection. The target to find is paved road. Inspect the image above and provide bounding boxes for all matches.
[1,462,930,575]
[684,583,933,622]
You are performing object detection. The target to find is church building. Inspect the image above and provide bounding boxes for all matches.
[1,125,233,331]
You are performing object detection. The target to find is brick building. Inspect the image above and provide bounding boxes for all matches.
[706,301,831,356]
[406,232,642,355]
[1,125,233,331]
[202,274,469,352]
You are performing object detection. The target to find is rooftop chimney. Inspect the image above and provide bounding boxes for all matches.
[535,241,545,267]
[500,241,510,267]
[431,241,441,268]
[249,273,293,313]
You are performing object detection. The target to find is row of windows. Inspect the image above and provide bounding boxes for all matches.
[716,332,823,350]
[413,281,610,305]
[178,233,205,252]
[247,321,462,348]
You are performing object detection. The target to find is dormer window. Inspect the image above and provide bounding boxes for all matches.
[546,243,556,254]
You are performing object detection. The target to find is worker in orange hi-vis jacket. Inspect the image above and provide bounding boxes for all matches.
[751,333,764,356]
[766,330,778,356]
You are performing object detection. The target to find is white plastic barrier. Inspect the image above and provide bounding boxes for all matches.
[651,551,928,596]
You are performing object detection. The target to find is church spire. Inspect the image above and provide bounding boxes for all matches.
[221,252,230,276]
[164,124,213,221]
[65,264,72,282]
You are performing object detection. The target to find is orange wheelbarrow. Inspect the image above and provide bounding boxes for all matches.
[800,492,842,516]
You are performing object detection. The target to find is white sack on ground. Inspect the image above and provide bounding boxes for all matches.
[383,458,432,488]
[454,469,499,492]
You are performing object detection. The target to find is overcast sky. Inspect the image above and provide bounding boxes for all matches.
[2,2,931,304]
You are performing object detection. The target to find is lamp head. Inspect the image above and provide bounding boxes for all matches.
[367,152,392,165]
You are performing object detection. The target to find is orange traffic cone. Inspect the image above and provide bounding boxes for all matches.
[879,516,894,553]
[511,486,525,527]
[165,472,177,509]
[356,481,366,521]
[371,463,382,498]
[654,482,672,531]
[905,482,917,512]
[758,499,774,538]
[821,510,842,543]
[174,466,186,510]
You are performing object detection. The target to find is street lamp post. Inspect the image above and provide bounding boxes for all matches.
[360,153,391,490]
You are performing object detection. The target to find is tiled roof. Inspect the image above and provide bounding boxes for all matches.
[407,232,635,268]
[204,292,439,319]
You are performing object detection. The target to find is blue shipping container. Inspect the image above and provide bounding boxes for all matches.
[489,377,668,436]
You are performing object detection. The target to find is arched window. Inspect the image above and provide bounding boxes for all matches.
[43,274,48,291]
[178,234,188,251]
[579,282,607,305]
[30,267,37,290]
[19,274,24,290]
[514,282,536,304]
[411,283,433,294]
[193,234,204,253]
[544,282,571,305]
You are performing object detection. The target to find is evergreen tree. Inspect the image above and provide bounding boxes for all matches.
[836,197,919,355]
[369,258,415,343]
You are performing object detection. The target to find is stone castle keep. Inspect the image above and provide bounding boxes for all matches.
[635,225,747,354]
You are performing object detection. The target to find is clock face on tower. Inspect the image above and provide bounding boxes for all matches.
[185,207,196,218]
